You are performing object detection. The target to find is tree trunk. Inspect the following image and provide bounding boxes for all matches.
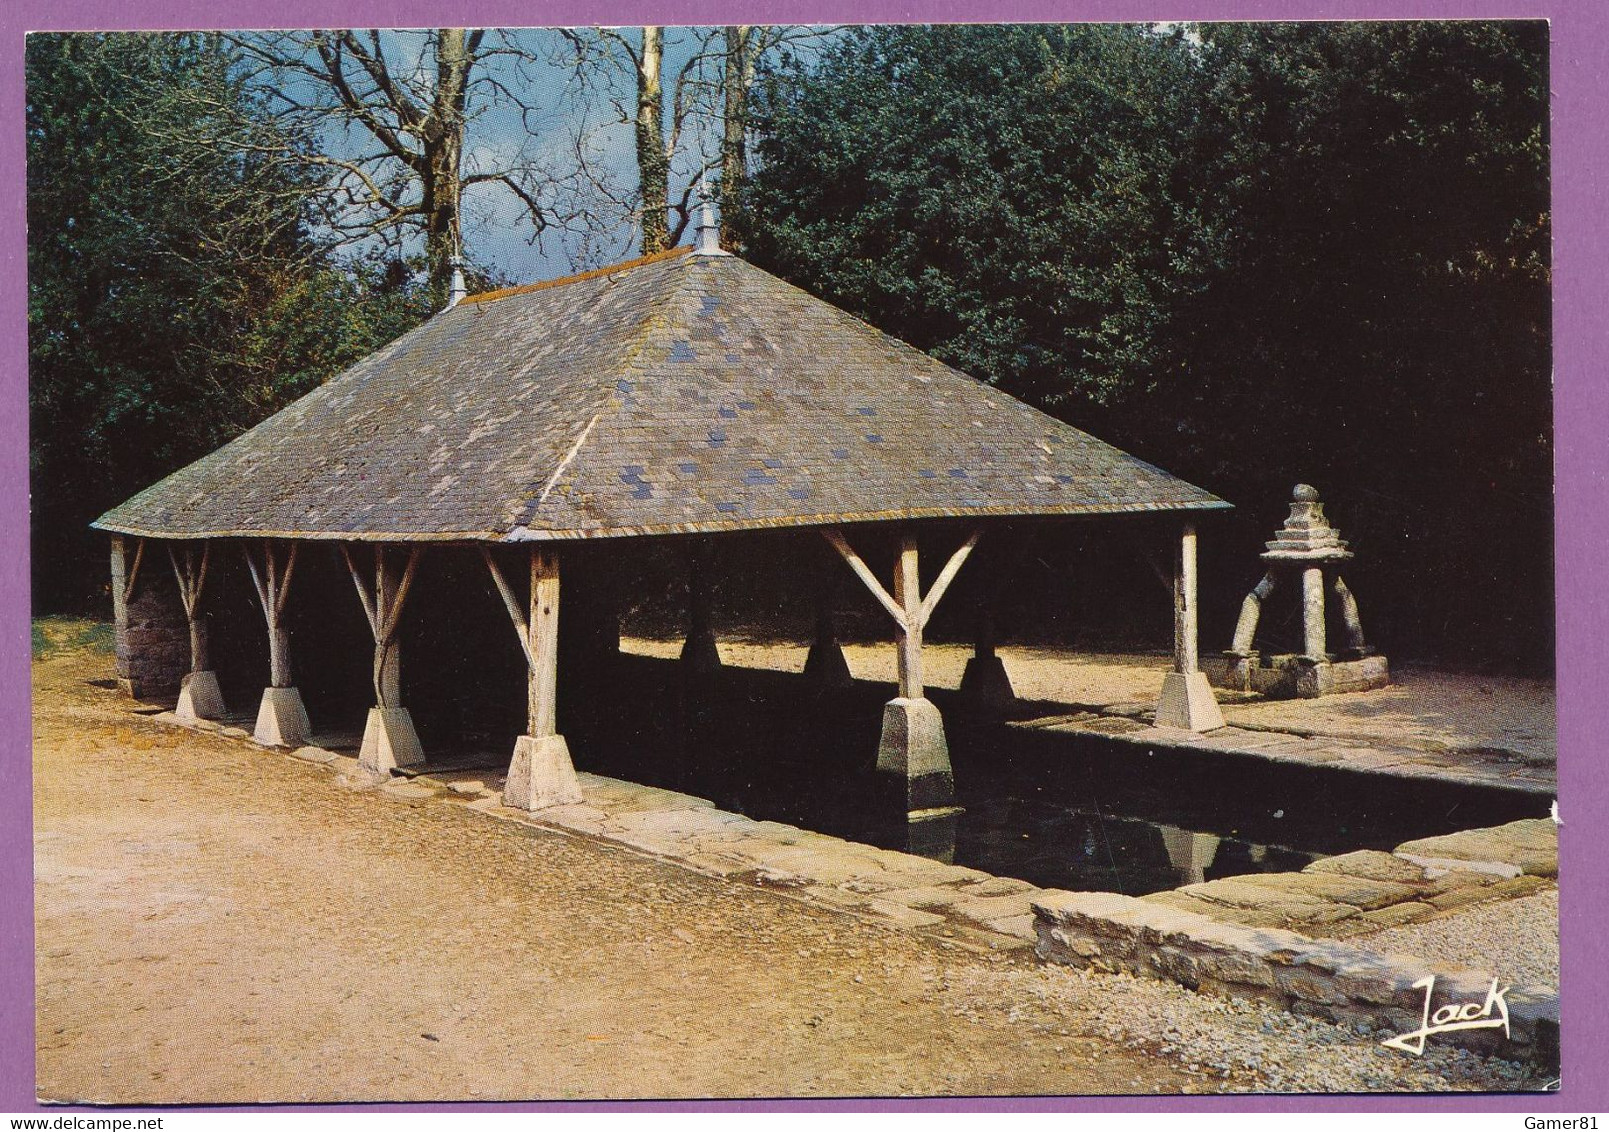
[424,28,471,298]
[720,26,754,250]
[636,27,669,255]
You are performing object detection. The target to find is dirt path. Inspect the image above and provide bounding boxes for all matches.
[32,629,1536,1102]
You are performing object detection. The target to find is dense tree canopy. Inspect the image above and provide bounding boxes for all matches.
[27,23,1553,669]
[27,33,434,610]
[741,22,1551,669]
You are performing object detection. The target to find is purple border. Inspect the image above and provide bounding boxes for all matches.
[3,0,1602,1113]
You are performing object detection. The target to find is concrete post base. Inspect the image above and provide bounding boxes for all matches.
[803,639,853,687]
[175,670,227,722]
[358,706,425,775]
[1155,671,1225,732]
[958,654,1016,710]
[681,630,722,675]
[253,686,311,747]
[876,697,955,813]
[504,734,583,811]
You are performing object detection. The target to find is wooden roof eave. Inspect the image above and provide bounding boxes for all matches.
[89,497,1233,545]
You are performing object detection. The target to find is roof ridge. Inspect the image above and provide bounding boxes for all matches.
[459,244,693,307]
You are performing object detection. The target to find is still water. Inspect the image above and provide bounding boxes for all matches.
[568,657,1546,897]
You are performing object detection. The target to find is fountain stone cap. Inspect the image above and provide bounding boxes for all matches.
[1260,483,1352,563]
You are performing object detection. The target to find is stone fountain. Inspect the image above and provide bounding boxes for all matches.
[1206,484,1389,699]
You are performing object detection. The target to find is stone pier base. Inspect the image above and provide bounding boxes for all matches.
[1206,652,1391,699]
[803,638,853,687]
[504,734,583,811]
[681,630,722,675]
[958,654,1016,711]
[175,670,227,723]
[358,706,425,775]
[877,697,955,813]
[253,686,311,747]
[1155,670,1225,732]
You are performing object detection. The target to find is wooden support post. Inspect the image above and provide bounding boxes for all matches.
[529,547,560,738]
[893,535,923,699]
[1175,523,1201,675]
[1155,522,1224,732]
[823,526,982,817]
[803,563,852,687]
[342,544,424,773]
[681,539,722,674]
[245,540,310,746]
[959,584,1016,711]
[110,535,129,683]
[168,541,226,722]
[483,544,581,811]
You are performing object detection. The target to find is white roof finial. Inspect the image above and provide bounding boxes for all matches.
[694,182,727,256]
[447,255,468,308]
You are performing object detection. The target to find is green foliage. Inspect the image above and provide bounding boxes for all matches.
[31,617,114,660]
[27,33,434,611]
[743,24,1207,410]
[741,21,1552,669]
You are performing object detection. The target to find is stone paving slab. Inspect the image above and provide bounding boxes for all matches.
[1396,820,1559,878]
[1008,715,1556,796]
[1142,819,1557,944]
[404,762,1061,946]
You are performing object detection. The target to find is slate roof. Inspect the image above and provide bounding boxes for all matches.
[95,245,1229,542]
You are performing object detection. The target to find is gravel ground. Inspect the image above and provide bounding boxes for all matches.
[32,622,1551,1100]
[947,965,1539,1095]
[1365,892,1560,989]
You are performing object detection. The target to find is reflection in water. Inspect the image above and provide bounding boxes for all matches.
[1157,825,1221,886]
[905,812,958,864]
[941,796,1318,895]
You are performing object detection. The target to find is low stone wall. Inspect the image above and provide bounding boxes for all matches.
[110,536,189,700]
[1033,820,1561,1065]
[1033,889,1558,1068]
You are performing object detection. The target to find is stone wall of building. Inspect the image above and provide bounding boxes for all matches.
[110,535,189,700]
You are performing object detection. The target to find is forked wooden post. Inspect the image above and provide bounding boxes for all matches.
[342,543,425,773]
[822,525,981,816]
[243,539,311,746]
[482,544,582,811]
[168,540,226,722]
[1155,522,1225,732]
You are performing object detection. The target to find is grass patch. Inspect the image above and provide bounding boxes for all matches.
[32,617,114,660]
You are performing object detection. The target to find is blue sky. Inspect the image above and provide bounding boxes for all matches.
[270,26,836,283]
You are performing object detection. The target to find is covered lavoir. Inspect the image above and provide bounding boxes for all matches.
[95,219,1230,822]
